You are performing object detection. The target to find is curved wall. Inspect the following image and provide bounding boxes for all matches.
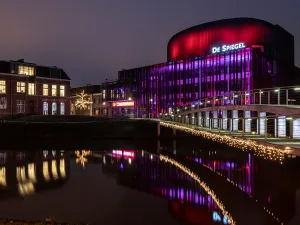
[167,18,288,61]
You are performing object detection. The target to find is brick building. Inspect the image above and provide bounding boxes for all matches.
[0,59,71,116]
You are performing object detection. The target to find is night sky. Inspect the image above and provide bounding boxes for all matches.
[0,0,299,87]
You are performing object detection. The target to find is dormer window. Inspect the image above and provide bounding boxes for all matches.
[18,65,34,76]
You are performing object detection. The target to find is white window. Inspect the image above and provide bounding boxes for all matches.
[60,85,65,97]
[60,102,65,115]
[52,102,57,115]
[43,102,48,115]
[18,65,34,76]
[17,82,26,93]
[28,83,35,95]
[43,84,48,96]
[52,85,57,96]
[0,81,6,94]
[16,100,25,113]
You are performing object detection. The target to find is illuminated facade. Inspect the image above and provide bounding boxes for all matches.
[0,59,71,116]
[118,18,299,118]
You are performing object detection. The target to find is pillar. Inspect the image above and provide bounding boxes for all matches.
[232,110,238,131]
[244,111,251,133]
[292,119,300,139]
[257,112,266,136]
[205,111,210,128]
[275,116,286,137]
[197,112,202,126]
[213,111,218,129]
[222,110,227,130]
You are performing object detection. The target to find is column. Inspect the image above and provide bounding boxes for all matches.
[197,112,202,126]
[257,112,266,136]
[244,111,251,133]
[222,110,227,130]
[157,122,160,137]
[232,110,238,131]
[275,116,286,137]
[292,119,300,139]
[205,111,210,128]
[213,111,218,129]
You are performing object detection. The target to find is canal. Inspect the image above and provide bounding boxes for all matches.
[0,139,299,225]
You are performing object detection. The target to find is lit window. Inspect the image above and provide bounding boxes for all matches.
[103,90,106,99]
[60,102,65,115]
[28,83,35,95]
[52,85,57,96]
[17,82,26,93]
[16,100,25,113]
[18,65,34,76]
[43,84,48,96]
[60,85,65,97]
[0,81,6,94]
[43,102,48,115]
[52,102,57,115]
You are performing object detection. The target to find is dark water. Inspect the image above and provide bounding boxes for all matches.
[0,140,299,225]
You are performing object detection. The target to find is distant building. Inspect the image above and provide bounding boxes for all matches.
[70,85,104,116]
[0,59,71,116]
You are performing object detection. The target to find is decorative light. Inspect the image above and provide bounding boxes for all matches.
[75,90,93,109]
[75,150,92,168]
[159,121,285,162]
[128,97,132,100]
[294,87,300,91]
[274,89,279,92]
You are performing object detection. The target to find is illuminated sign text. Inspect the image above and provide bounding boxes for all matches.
[112,101,135,107]
[212,43,246,54]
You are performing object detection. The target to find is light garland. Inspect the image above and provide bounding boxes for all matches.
[160,121,286,162]
[75,91,93,109]
[159,154,236,225]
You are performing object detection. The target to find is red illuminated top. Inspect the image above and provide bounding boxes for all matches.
[167,18,275,60]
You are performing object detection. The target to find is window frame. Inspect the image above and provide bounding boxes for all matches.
[28,83,35,95]
[0,81,6,94]
[43,84,49,96]
[52,85,57,96]
[16,82,26,93]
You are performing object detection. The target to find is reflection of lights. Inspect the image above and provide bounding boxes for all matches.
[28,163,37,183]
[160,155,235,225]
[18,181,35,196]
[43,161,50,182]
[0,167,6,187]
[43,150,48,158]
[52,160,58,180]
[60,159,66,178]
[52,150,56,157]
[75,150,92,168]
[150,154,153,160]
[16,166,27,182]
[128,158,132,165]
[112,150,134,158]
[103,155,106,165]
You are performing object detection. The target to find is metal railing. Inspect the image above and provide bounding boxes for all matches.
[172,86,300,114]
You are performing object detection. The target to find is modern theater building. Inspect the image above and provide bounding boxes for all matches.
[0,59,71,116]
[118,18,299,118]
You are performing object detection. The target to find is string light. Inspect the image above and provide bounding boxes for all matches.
[160,121,286,162]
[75,90,93,109]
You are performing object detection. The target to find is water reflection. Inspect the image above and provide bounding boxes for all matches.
[0,150,69,197]
[103,150,232,225]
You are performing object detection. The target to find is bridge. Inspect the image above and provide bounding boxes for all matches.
[156,86,300,155]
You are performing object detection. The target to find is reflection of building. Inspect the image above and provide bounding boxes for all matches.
[0,59,71,116]
[70,85,104,116]
[102,151,229,225]
[0,150,70,198]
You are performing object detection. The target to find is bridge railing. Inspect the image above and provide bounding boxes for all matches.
[172,86,300,114]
